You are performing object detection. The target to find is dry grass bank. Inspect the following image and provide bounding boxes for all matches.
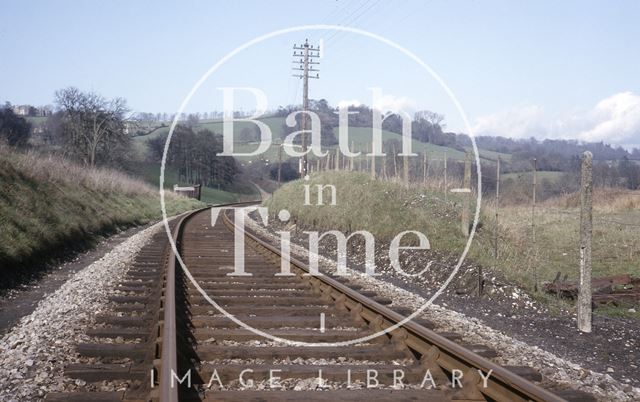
[488,188,640,290]
[268,171,639,315]
[265,171,467,247]
[0,145,204,286]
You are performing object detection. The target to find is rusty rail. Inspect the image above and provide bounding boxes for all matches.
[222,207,567,402]
[159,210,189,402]
[158,201,260,402]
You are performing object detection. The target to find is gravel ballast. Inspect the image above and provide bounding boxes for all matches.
[0,221,165,401]
[244,210,640,402]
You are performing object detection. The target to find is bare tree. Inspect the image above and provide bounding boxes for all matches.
[413,110,446,144]
[55,87,129,166]
[185,113,200,128]
[415,110,445,129]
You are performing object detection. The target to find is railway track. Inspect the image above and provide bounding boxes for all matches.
[46,203,596,402]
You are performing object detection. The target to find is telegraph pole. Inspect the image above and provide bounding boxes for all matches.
[293,39,320,177]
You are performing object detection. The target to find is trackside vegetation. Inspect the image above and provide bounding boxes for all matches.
[266,171,640,316]
[0,145,204,288]
[265,171,469,253]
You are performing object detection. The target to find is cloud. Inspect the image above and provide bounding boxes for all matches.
[578,92,640,146]
[372,94,414,114]
[472,92,640,149]
[337,95,415,115]
[473,104,548,139]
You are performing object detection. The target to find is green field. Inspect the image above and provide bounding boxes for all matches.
[502,171,564,182]
[23,116,49,125]
[131,117,285,160]
[466,147,512,163]
[24,114,513,167]
[131,161,247,205]
[132,116,498,165]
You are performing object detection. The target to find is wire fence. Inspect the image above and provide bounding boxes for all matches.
[308,149,639,309]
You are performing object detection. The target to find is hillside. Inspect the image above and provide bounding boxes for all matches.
[0,145,204,288]
[131,116,501,164]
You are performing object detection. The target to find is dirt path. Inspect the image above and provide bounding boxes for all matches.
[0,223,152,335]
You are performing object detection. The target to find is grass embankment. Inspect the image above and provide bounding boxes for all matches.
[0,145,204,288]
[265,170,468,255]
[266,171,640,316]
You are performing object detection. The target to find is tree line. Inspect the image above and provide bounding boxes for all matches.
[146,126,237,189]
[273,100,456,150]
[0,104,31,147]
[4,91,638,192]
[2,88,133,167]
[1,87,239,190]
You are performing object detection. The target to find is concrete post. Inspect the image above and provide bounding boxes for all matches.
[578,151,593,333]
[461,152,471,236]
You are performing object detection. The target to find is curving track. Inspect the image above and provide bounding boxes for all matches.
[46,203,595,402]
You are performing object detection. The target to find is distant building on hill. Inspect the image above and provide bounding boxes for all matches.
[11,104,53,117]
[12,105,30,116]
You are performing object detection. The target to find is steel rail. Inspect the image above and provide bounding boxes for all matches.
[159,210,190,402]
[158,201,260,402]
[222,207,567,402]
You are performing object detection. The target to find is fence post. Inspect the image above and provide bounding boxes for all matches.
[277,145,282,183]
[461,152,471,236]
[403,153,409,187]
[370,143,376,179]
[578,151,593,333]
[443,151,448,202]
[494,156,500,258]
[423,152,428,184]
[392,144,398,179]
[349,141,355,171]
[382,153,387,180]
[531,158,538,292]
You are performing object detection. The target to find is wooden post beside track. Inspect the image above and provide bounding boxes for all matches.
[494,156,500,258]
[461,152,471,236]
[403,152,409,187]
[423,152,428,184]
[277,144,282,184]
[443,151,448,202]
[578,151,593,333]
[531,158,538,292]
